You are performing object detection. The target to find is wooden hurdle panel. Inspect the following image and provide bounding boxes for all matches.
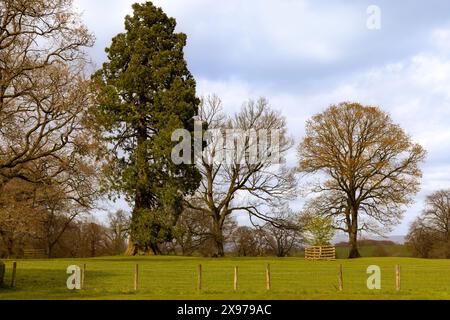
[305,245,336,261]
[23,249,47,259]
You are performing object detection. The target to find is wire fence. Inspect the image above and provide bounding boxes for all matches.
[2,259,450,296]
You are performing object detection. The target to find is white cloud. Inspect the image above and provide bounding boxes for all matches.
[197,28,450,234]
[74,0,145,63]
[430,28,450,54]
[152,0,364,62]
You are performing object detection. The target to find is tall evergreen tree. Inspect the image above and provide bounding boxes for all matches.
[93,2,200,255]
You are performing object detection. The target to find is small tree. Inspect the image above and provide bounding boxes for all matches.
[258,206,303,257]
[300,212,335,247]
[297,102,426,258]
[105,210,130,255]
[406,219,435,258]
[406,189,450,258]
[232,226,262,257]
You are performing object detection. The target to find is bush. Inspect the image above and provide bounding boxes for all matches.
[372,245,389,257]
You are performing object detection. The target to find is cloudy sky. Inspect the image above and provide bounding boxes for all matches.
[74,0,450,236]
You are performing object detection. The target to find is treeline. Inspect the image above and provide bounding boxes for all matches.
[169,207,305,257]
[0,210,129,259]
[0,206,305,259]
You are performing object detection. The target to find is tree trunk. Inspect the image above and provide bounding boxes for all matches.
[347,205,361,259]
[0,261,4,286]
[445,233,450,259]
[128,122,156,256]
[47,244,53,259]
[125,240,138,256]
[213,219,225,257]
[215,239,225,257]
[276,238,284,257]
[6,239,13,258]
[148,243,159,255]
[348,229,361,258]
[90,240,96,257]
[47,239,58,258]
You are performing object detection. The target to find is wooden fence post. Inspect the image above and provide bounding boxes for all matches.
[338,264,343,291]
[234,266,238,291]
[11,261,17,287]
[396,265,401,291]
[266,264,271,290]
[197,264,202,291]
[134,264,139,291]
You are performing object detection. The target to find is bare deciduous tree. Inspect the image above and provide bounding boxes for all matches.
[185,95,297,257]
[407,189,450,258]
[256,206,303,257]
[0,0,94,187]
[0,150,101,258]
[0,1,96,279]
[422,190,450,246]
[231,226,267,257]
[298,102,426,258]
[175,205,238,257]
[406,218,435,259]
[0,179,41,257]
[106,210,130,255]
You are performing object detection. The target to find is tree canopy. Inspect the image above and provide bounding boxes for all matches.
[185,95,297,256]
[298,102,426,258]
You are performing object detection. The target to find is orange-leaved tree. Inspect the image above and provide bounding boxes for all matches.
[297,102,426,258]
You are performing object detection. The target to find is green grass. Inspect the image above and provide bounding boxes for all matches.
[1,256,450,300]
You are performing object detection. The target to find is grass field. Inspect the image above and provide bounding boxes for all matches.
[1,256,450,300]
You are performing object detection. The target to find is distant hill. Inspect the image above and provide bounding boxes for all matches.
[332,234,406,244]
[331,237,411,258]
